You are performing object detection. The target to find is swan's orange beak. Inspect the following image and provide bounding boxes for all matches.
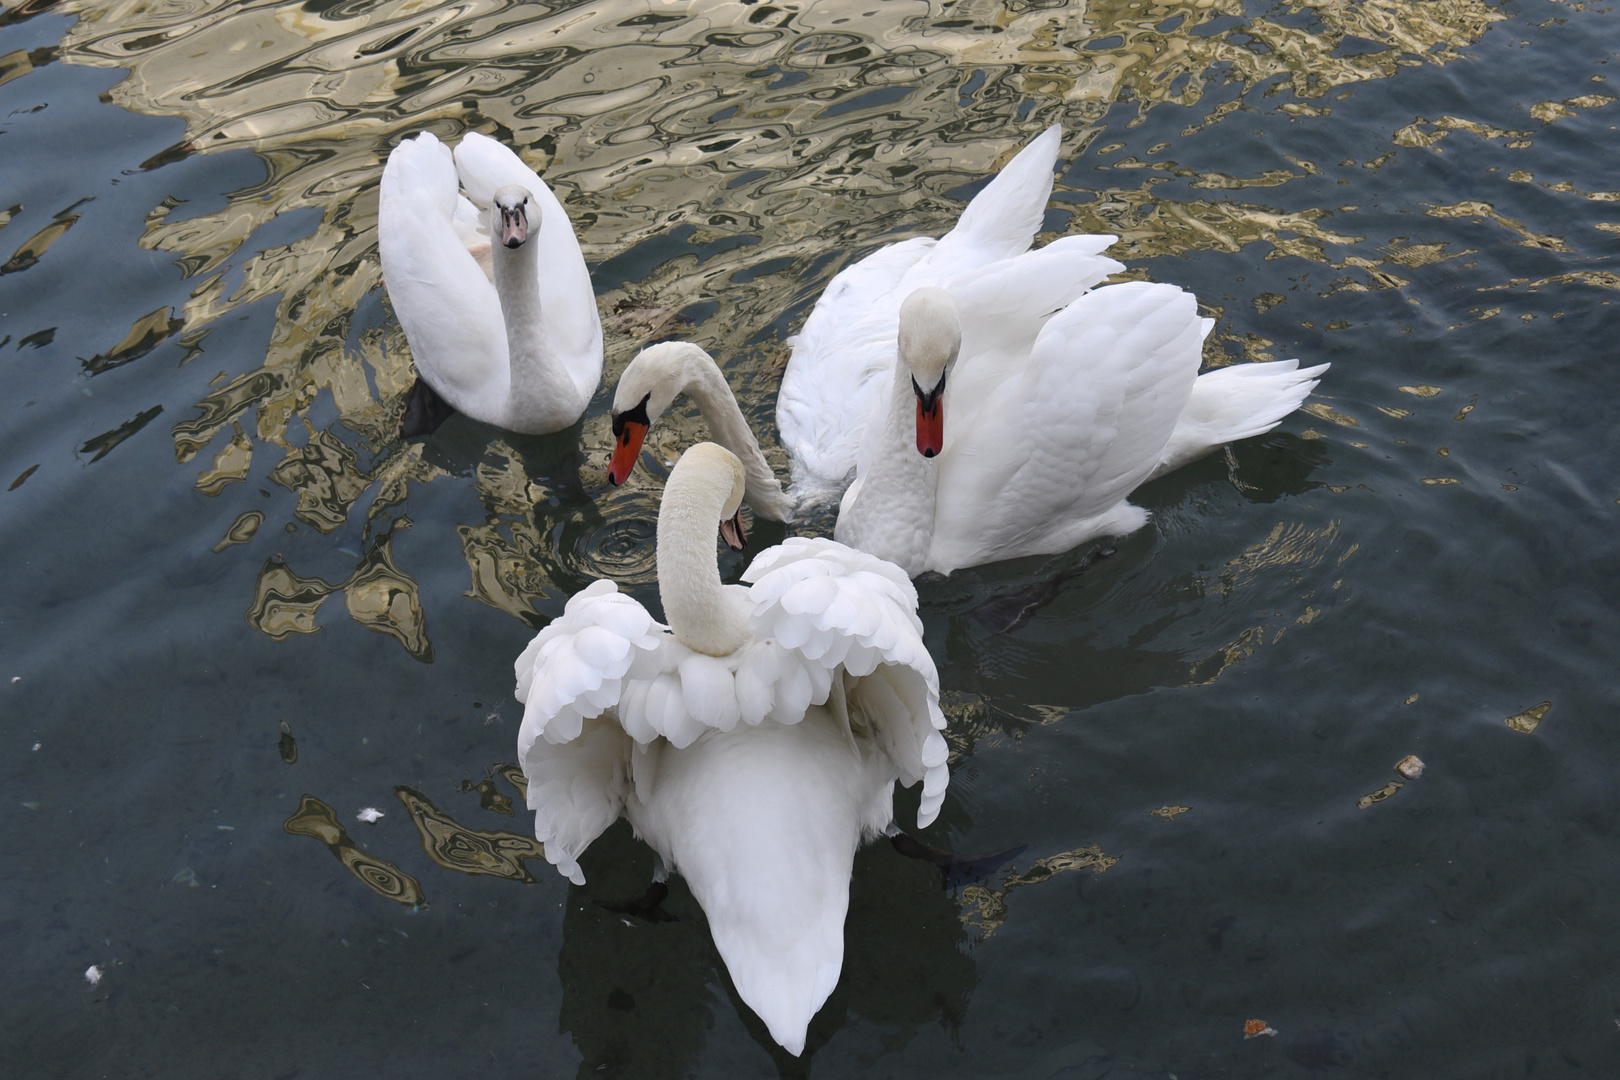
[913,373,946,458]
[607,419,648,485]
[719,508,747,552]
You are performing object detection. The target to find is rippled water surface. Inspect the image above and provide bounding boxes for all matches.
[4,0,1620,1075]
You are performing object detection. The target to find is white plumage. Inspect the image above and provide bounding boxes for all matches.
[833,281,1329,576]
[777,123,1121,505]
[516,445,948,1056]
[378,130,602,434]
[604,125,1109,514]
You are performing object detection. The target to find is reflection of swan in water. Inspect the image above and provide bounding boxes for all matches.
[379,131,601,436]
[555,821,979,1074]
[516,444,948,1055]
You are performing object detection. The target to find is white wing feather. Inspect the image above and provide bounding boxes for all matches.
[451,131,602,402]
[517,537,949,885]
[927,282,1209,574]
[778,124,1075,500]
[743,538,947,827]
[377,132,506,404]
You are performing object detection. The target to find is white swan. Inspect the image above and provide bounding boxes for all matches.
[834,286,1330,576]
[604,124,1120,510]
[515,443,948,1056]
[777,122,1124,505]
[607,341,794,521]
[378,130,602,435]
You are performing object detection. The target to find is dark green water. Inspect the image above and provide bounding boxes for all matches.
[3,0,1620,1076]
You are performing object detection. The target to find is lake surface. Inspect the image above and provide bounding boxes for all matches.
[4,0,1619,1076]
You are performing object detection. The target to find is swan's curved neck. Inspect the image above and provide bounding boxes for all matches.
[673,350,790,518]
[657,459,752,657]
[491,230,574,417]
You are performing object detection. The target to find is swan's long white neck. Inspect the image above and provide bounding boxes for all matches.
[657,446,753,657]
[490,221,575,425]
[835,359,939,576]
[633,344,792,520]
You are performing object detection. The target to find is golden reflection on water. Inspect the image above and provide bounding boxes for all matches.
[36,0,1535,647]
[283,793,428,907]
[393,784,547,883]
[959,843,1119,941]
[212,508,263,551]
[244,517,432,658]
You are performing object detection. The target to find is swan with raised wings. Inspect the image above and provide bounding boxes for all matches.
[605,123,1121,509]
[379,130,601,436]
[515,443,948,1056]
[834,285,1329,577]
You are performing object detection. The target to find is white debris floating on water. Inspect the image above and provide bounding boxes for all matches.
[1396,755,1426,779]
[356,807,385,823]
[84,965,102,987]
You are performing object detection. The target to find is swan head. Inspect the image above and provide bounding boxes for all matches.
[898,287,960,458]
[492,184,535,249]
[665,441,749,553]
[608,342,716,486]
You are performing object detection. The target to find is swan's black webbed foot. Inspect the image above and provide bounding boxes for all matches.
[969,545,1116,634]
[594,880,675,923]
[399,377,456,438]
[889,832,1027,889]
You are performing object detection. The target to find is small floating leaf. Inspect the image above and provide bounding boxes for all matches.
[1358,780,1403,809]
[1505,701,1551,733]
[8,463,39,491]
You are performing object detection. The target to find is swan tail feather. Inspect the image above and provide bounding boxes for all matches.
[1150,359,1331,479]
[629,715,879,1056]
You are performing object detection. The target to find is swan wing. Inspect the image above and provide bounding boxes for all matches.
[451,194,493,282]
[779,236,935,495]
[378,132,507,407]
[929,281,1209,573]
[946,232,1124,409]
[928,121,1063,266]
[453,131,603,402]
[514,579,666,883]
[743,538,950,827]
